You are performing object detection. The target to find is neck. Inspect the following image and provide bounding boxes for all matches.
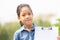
[24,24,33,32]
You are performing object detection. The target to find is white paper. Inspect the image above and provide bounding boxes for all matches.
[34,27,58,40]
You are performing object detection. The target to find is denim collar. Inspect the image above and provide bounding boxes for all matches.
[20,24,36,31]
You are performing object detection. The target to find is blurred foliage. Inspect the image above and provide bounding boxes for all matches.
[54,18,60,36]
[0,27,9,40]
[0,22,20,40]
[34,14,53,27]
[35,19,51,27]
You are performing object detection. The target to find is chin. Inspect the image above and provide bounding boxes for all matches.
[26,23,32,25]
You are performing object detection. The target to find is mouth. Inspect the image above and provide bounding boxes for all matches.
[26,20,31,21]
[25,19,32,22]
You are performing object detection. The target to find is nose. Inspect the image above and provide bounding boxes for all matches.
[25,15,30,19]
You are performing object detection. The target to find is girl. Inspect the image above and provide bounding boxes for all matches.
[13,4,58,40]
[13,4,36,40]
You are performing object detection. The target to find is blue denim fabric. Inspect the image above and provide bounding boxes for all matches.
[13,25,35,40]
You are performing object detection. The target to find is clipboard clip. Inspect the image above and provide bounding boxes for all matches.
[41,26,52,30]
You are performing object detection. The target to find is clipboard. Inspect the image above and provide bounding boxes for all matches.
[34,27,58,40]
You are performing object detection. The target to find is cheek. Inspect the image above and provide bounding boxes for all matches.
[30,15,33,19]
[20,17,24,22]
[20,17,27,24]
[29,15,33,22]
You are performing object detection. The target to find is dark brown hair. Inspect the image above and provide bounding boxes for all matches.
[16,4,33,26]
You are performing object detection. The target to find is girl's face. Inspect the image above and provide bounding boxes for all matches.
[18,6,33,26]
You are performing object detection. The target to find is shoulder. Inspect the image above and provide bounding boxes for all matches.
[14,26,24,35]
[14,29,21,35]
[13,26,25,40]
[14,29,21,38]
[13,29,21,40]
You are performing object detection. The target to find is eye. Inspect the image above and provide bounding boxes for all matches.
[28,13,31,15]
[22,15,25,16]
[22,14,25,16]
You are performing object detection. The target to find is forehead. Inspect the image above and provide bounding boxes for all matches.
[20,6,31,12]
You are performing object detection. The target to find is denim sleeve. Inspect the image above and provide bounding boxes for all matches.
[13,30,20,40]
